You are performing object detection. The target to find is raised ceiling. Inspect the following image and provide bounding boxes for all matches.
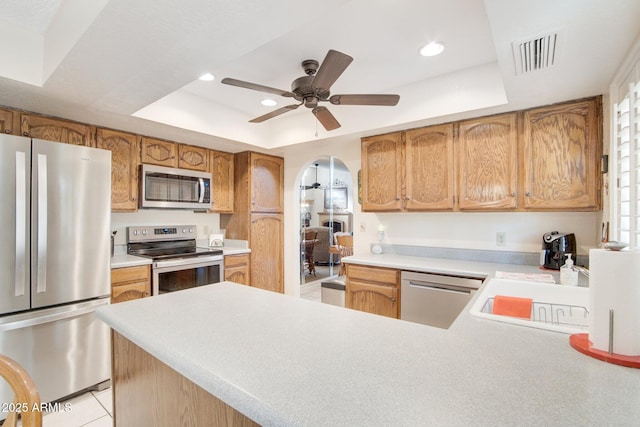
[0,0,638,153]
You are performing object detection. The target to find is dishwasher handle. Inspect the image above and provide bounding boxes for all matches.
[406,280,475,295]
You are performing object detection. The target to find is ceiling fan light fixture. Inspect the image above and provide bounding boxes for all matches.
[198,73,215,81]
[419,41,444,57]
[261,98,277,106]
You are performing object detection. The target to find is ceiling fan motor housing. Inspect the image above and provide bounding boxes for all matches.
[291,75,330,108]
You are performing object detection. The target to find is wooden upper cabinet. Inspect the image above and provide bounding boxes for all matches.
[522,98,601,210]
[250,152,284,213]
[457,114,518,210]
[140,137,178,167]
[178,144,209,171]
[0,108,17,134]
[404,124,454,211]
[96,128,140,212]
[361,132,403,211]
[21,114,94,146]
[209,150,234,213]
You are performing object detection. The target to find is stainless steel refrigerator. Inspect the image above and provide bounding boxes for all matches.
[0,134,111,411]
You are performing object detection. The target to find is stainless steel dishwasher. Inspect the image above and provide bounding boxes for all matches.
[400,271,483,329]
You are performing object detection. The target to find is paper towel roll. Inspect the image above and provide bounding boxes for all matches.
[589,249,640,355]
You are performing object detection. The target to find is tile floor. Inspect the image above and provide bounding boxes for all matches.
[27,388,112,427]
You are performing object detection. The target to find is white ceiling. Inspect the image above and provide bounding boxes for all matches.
[0,0,638,153]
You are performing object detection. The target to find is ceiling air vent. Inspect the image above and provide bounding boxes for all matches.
[512,31,562,75]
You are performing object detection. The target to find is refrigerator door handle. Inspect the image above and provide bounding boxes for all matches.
[36,153,48,294]
[15,151,27,297]
[0,298,109,332]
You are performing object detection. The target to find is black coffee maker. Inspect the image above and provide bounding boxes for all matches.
[541,231,577,270]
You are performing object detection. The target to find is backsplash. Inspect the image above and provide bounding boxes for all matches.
[373,243,589,268]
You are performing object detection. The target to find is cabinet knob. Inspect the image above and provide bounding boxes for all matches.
[4,129,10,134]
[405,196,411,201]
[391,298,397,303]
[525,192,531,197]
[511,192,516,197]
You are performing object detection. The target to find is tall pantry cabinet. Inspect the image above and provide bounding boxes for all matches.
[221,152,284,293]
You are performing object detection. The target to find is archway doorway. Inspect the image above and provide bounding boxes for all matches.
[299,157,353,295]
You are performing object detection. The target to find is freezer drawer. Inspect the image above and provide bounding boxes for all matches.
[0,298,110,411]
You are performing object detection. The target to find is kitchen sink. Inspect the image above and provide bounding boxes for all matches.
[469,278,589,334]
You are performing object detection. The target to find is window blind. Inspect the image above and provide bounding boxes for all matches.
[614,81,640,249]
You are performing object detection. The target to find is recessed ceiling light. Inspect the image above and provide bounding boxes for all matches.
[420,41,444,57]
[261,99,277,107]
[198,73,215,81]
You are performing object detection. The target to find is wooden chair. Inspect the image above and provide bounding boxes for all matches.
[303,230,318,276]
[335,234,354,276]
[0,354,42,427]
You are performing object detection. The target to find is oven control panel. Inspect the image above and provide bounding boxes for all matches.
[127,225,197,242]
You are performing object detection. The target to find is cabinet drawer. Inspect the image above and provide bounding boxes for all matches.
[224,254,249,269]
[346,264,399,286]
[112,265,150,285]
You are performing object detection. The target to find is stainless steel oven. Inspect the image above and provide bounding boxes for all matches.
[127,225,223,295]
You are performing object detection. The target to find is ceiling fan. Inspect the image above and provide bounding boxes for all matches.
[221,49,400,131]
[301,163,322,190]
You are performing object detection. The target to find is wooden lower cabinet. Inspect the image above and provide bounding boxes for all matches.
[112,332,259,427]
[111,265,151,303]
[345,264,400,319]
[224,254,250,285]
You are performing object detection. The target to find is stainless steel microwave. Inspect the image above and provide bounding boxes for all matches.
[140,164,212,210]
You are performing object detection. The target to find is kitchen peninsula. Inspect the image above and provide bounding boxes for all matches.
[97,282,640,426]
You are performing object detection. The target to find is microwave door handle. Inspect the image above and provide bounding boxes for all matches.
[198,178,205,203]
[15,151,27,297]
[36,153,48,294]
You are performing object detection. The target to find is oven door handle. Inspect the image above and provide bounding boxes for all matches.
[154,255,223,270]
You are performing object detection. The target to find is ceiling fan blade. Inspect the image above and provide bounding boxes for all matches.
[249,104,300,123]
[312,106,341,131]
[221,77,294,97]
[329,94,400,106]
[312,50,353,91]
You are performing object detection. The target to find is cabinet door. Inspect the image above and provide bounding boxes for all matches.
[0,108,16,134]
[224,254,250,285]
[21,114,95,146]
[457,114,518,210]
[178,144,209,171]
[404,124,454,210]
[347,280,398,318]
[140,137,178,167]
[522,99,601,210]
[250,153,284,213]
[361,132,403,211]
[112,282,150,303]
[96,128,140,212]
[249,213,283,293]
[210,150,234,213]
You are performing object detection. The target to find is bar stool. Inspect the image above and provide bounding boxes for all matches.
[0,354,42,427]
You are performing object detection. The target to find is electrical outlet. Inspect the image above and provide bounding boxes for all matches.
[360,222,367,232]
[496,232,506,246]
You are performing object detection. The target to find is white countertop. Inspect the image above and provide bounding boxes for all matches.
[97,280,640,426]
[110,253,151,269]
[341,252,558,280]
